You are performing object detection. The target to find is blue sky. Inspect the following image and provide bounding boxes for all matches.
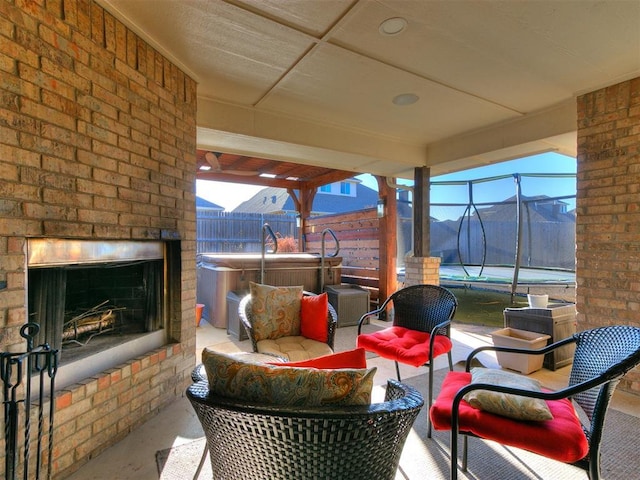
[357,152,576,220]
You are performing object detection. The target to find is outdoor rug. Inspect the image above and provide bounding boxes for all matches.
[156,368,640,479]
[156,438,209,480]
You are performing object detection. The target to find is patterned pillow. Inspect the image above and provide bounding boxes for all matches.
[250,282,303,341]
[202,348,376,407]
[463,367,553,421]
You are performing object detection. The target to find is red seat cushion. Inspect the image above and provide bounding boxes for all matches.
[429,371,589,463]
[357,326,452,367]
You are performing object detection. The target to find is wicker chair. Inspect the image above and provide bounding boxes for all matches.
[187,375,424,480]
[357,284,458,437]
[430,325,640,480]
[239,291,338,360]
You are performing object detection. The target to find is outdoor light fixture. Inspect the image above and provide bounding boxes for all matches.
[379,17,407,36]
[392,93,419,106]
[377,198,386,218]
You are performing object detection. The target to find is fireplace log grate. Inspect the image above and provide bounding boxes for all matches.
[62,301,125,347]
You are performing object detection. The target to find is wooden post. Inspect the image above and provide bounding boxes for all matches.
[413,167,430,257]
[288,188,315,252]
[376,176,398,308]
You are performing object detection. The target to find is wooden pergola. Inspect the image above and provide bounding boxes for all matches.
[196,149,430,302]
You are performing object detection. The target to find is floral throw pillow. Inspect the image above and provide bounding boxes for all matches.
[202,348,376,407]
[463,367,553,421]
[250,282,303,341]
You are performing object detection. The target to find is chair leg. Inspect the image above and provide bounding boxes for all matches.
[193,442,208,480]
[394,360,402,381]
[447,350,453,371]
[428,364,434,438]
[588,446,601,480]
[450,428,458,480]
[462,435,468,472]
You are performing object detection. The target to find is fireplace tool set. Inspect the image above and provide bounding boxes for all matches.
[1,323,58,480]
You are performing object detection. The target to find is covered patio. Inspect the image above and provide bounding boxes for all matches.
[1,1,639,478]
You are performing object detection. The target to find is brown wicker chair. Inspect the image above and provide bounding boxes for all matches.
[187,375,424,480]
[357,284,458,437]
[239,291,338,360]
[430,325,640,480]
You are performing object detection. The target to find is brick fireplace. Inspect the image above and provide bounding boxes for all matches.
[27,238,173,389]
[0,2,197,478]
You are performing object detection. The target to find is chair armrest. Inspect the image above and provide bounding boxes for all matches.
[464,336,577,372]
[191,364,207,383]
[238,294,259,352]
[451,370,622,417]
[326,301,338,349]
[430,319,451,337]
[357,293,397,333]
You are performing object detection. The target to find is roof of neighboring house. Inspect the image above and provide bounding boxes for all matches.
[196,196,224,210]
[233,181,380,215]
[473,195,575,222]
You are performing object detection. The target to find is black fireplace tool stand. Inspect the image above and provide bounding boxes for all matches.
[1,323,58,480]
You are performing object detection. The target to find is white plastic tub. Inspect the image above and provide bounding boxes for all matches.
[491,327,551,374]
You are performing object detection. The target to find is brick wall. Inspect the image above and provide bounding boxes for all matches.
[0,0,197,477]
[576,77,640,394]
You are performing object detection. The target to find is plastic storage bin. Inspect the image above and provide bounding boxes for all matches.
[324,284,370,327]
[226,290,249,341]
[491,327,551,374]
[504,304,576,370]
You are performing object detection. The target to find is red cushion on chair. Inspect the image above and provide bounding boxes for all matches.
[300,293,329,342]
[429,371,589,463]
[270,348,367,369]
[357,326,452,367]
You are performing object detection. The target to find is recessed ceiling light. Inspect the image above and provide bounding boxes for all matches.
[379,17,408,36]
[392,93,419,106]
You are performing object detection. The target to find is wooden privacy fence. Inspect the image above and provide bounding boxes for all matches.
[305,208,382,306]
[197,211,296,253]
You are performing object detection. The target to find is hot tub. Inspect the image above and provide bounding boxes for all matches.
[196,253,342,329]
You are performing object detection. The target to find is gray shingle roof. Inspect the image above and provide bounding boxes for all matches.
[233,181,380,215]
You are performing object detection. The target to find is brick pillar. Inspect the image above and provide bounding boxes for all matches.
[403,256,441,286]
[576,76,640,395]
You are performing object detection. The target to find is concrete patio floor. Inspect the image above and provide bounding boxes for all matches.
[65,319,640,480]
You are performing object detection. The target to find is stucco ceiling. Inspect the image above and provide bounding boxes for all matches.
[100,0,640,180]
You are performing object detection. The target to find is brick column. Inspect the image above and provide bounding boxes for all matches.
[576,77,640,395]
[403,256,441,286]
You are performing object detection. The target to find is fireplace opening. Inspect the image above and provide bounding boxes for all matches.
[27,239,171,389]
[28,259,164,364]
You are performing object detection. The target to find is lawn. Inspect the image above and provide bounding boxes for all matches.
[448,286,529,328]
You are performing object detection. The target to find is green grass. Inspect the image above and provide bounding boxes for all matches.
[448,286,529,328]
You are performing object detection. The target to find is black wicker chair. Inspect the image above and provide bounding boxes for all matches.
[187,376,424,480]
[239,291,338,360]
[430,325,640,480]
[357,284,458,437]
